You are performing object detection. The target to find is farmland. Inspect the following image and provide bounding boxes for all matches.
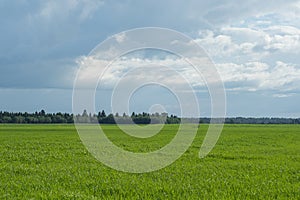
[0,124,299,199]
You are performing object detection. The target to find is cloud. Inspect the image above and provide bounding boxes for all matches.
[1,0,300,94]
[75,55,203,89]
[264,29,300,52]
[114,32,127,43]
[195,23,300,64]
[272,93,296,98]
[216,61,300,92]
[36,0,104,22]
[75,54,300,96]
[259,61,300,90]
[1,0,300,116]
[202,0,300,26]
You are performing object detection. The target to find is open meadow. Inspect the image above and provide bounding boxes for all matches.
[0,124,299,199]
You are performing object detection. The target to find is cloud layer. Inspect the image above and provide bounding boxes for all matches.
[76,55,300,96]
[1,0,300,115]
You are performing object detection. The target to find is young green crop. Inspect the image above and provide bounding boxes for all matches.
[0,124,299,199]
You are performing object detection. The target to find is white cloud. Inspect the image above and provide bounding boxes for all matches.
[217,61,300,92]
[79,0,104,21]
[259,61,300,90]
[36,0,104,22]
[195,24,300,62]
[75,56,202,89]
[195,30,239,57]
[114,32,127,43]
[75,55,300,95]
[273,93,296,98]
[264,32,300,52]
[202,0,300,26]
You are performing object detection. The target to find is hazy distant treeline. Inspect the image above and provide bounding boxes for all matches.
[0,110,299,124]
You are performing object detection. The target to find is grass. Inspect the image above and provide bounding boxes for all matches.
[0,124,299,199]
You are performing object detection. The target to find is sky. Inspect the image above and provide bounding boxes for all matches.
[0,0,300,117]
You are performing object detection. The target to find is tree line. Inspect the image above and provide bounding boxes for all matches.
[0,110,180,124]
[74,110,181,124]
[0,110,299,124]
[0,110,73,124]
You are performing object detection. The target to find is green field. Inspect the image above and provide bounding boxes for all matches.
[0,124,299,199]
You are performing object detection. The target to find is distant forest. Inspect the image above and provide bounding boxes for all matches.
[0,110,299,124]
